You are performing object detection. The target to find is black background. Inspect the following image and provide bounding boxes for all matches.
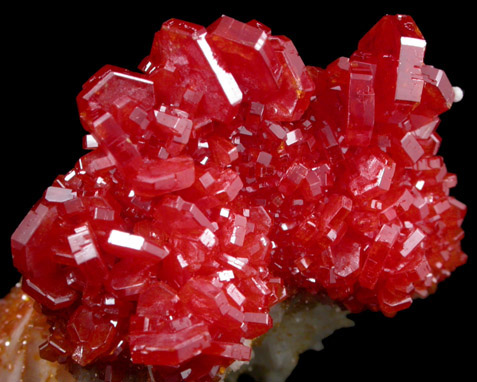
[2,2,475,380]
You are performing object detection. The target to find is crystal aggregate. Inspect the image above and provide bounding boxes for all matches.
[10,13,467,382]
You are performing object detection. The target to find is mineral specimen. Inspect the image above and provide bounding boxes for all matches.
[9,13,466,382]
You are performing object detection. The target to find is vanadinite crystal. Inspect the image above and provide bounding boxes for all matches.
[11,13,467,382]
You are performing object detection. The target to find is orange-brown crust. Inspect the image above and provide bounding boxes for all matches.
[0,284,75,382]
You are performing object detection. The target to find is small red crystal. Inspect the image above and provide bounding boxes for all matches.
[10,13,466,382]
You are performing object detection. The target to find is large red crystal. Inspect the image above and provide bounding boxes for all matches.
[10,13,466,382]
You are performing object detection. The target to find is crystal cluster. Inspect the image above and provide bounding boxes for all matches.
[11,14,466,382]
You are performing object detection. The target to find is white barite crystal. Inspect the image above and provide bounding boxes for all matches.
[453,86,464,103]
[227,296,354,382]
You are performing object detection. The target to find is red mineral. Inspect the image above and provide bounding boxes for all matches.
[10,13,466,382]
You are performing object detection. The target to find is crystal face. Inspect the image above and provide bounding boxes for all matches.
[10,14,466,382]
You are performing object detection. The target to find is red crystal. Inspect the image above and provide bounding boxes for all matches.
[130,322,212,366]
[10,13,467,382]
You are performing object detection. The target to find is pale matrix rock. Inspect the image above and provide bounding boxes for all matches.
[227,295,354,382]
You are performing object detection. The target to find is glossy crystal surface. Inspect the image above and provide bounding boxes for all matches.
[11,14,466,382]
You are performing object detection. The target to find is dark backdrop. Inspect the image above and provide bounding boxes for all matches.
[2,2,474,380]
